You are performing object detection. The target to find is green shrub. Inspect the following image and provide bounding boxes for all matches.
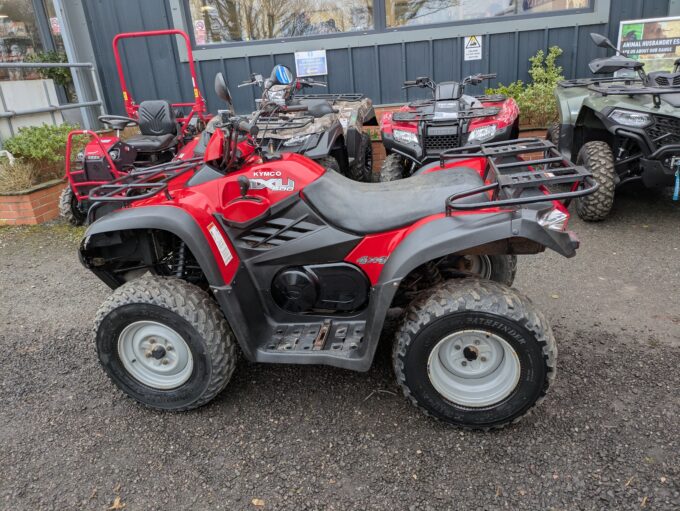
[487,46,564,128]
[4,123,79,168]
[24,51,72,88]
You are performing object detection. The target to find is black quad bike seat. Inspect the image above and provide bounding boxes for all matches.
[126,100,178,153]
[297,98,336,118]
[303,166,486,234]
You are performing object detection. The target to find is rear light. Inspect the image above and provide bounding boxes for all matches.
[538,208,569,232]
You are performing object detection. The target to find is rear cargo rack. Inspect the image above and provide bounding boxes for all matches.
[439,138,598,212]
[87,156,203,204]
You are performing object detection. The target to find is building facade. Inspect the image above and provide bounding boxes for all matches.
[2,0,679,118]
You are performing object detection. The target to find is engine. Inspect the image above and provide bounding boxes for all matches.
[271,263,369,313]
[79,140,137,183]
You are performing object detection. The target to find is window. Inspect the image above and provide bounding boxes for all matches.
[187,0,374,44]
[0,0,45,80]
[385,0,591,29]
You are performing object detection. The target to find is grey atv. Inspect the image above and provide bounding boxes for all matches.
[240,65,377,181]
[550,32,680,221]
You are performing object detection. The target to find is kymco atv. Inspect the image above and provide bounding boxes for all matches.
[80,77,596,428]
[550,32,680,221]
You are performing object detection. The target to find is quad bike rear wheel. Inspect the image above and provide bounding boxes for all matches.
[59,185,86,226]
[393,279,556,429]
[94,276,236,411]
[575,141,616,221]
[378,153,407,182]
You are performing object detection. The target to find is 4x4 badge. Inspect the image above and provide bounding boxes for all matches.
[357,256,388,264]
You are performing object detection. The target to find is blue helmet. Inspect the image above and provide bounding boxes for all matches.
[272,65,294,85]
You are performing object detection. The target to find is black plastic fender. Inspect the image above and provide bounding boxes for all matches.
[302,119,345,160]
[378,209,577,286]
[80,205,224,288]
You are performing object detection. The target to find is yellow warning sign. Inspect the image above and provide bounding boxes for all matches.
[464,35,482,61]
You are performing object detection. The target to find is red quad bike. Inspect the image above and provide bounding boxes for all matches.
[61,29,210,225]
[80,76,597,428]
[379,74,520,181]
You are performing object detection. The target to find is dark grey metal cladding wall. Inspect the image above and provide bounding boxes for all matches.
[84,0,670,116]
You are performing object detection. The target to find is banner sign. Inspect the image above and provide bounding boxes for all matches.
[618,16,680,73]
[294,50,328,77]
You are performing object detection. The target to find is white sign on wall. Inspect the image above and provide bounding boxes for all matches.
[464,35,482,61]
[294,50,328,77]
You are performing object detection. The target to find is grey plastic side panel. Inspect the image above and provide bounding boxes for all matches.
[82,205,224,287]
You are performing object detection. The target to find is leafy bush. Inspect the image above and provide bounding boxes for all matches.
[3,123,79,168]
[24,51,73,88]
[486,46,564,128]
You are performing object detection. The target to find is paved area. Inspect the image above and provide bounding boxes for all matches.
[0,188,679,510]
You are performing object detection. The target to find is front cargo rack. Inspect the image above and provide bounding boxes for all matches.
[296,93,365,102]
[87,156,203,207]
[439,138,598,212]
[393,106,501,123]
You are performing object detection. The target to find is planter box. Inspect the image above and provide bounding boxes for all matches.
[0,179,64,226]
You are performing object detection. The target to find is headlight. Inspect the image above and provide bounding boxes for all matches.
[282,133,317,147]
[468,124,497,143]
[393,129,418,145]
[608,109,652,128]
[108,148,120,160]
[538,208,569,232]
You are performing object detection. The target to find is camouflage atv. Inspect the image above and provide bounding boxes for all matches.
[240,65,377,181]
[550,32,680,221]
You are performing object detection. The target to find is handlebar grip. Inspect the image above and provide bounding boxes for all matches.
[403,80,417,86]
[284,105,309,112]
[238,121,253,133]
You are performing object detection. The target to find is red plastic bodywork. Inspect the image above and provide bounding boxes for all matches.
[110,132,569,287]
[380,97,519,137]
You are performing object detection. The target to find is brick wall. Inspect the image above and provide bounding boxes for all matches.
[0,180,64,225]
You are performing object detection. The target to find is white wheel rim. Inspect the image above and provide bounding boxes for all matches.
[117,321,193,390]
[427,329,521,408]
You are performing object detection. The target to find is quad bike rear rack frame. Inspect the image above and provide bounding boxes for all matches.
[440,138,599,212]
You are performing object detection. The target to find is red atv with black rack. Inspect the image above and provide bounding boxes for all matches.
[61,29,210,225]
[79,74,598,429]
[378,73,520,181]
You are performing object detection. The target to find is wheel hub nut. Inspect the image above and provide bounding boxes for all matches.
[151,345,167,360]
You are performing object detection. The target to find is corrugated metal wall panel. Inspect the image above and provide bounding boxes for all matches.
[85,0,671,116]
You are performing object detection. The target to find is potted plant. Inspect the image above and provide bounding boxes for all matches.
[0,124,77,225]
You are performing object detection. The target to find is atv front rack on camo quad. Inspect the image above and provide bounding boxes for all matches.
[440,138,599,212]
[295,93,365,102]
[85,156,203,220]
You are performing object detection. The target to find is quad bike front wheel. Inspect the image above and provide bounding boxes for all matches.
[575,141,616,221]
[94,276,236,411]
[315,155,341,174]
[59,185,86,226]
[349,132,373,182]
[378,153,407,182]
[393,279,556,429]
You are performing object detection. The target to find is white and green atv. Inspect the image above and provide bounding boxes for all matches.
[549,32,680,221]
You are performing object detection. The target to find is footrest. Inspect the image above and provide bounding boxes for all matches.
[265,320,365,355]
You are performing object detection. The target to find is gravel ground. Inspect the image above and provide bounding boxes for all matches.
[1,188,679,510]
